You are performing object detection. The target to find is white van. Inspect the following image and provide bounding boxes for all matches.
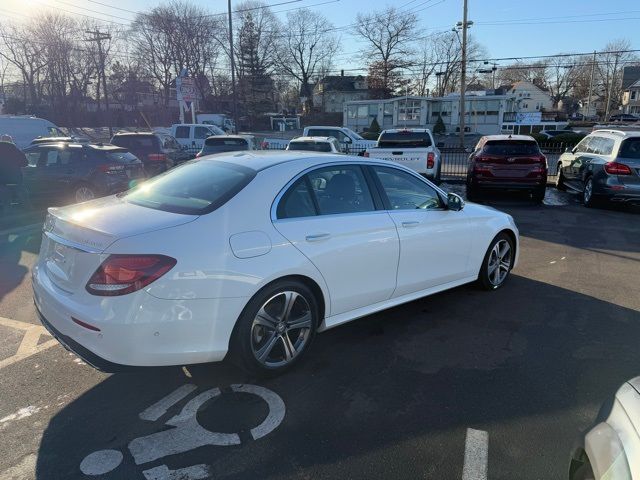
[0,115,64,149]
[170,123,226,154]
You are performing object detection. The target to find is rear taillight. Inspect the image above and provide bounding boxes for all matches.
[604,162,632,175]
[98,164,126,174]
[195,152,202,158]
[148,153,167,162]
[427,152,435,169]
[363,151,370,157]
[261,141,269,150]
[86,254,176,296]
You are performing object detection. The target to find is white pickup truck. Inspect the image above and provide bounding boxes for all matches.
[262,126,377,154]
[365,128,442,182]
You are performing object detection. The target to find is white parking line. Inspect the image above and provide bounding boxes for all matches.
[462,428,488,480]
[0,316,58,370]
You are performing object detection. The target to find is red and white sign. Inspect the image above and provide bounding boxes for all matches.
[176,77,196,103]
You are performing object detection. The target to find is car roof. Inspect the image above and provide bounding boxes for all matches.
[112,131,157,136]
[481,134,536,142]
[381,128,432,134]
[198,150,388,171]
[591,129,640,138]
[290,136,335,142]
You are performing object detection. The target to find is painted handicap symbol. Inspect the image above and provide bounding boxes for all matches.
[80,384,285,479]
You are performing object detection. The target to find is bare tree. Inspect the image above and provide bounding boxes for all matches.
[355,7,417,97]
[545,56,583,108]
[277,9,339,111]
[597,39,638,117]
[412,37,437,96]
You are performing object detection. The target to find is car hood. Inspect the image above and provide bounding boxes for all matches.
[46,194,197,252]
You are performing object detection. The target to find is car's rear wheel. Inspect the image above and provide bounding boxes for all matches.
[582,177,601,208]
[231,279,319,375]
[74,184,96,203]
[478,233,514,290]
[555,164,566,191]
[532,186,545,204]
[466,182,479,201]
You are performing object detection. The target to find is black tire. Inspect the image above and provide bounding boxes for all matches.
[434,163,442,185]
[466,182,479,202]
[582,177,601,208]
[555,164,566,191]
[478,232,515,290]
[230,279,319,375]
[532,186,545,204]
[571,462,595,480]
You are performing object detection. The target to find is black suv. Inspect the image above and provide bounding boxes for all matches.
[110,132,190,176]
[22,142,145,205]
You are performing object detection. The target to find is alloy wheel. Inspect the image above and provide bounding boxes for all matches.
[487,239,512,287]
[250,291,312,368]
[75,186,95,203]
[583,179,593,204]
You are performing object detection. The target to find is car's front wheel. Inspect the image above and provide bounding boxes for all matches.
[478,233,515,290]
[231,279,319,375]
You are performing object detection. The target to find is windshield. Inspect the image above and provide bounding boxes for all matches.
[288,142,332,152]
[123,160,255,214]
[483,140,540,156]
[343,128,363,140]
[378,131,432,148]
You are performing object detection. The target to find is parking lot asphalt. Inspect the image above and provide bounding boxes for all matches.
[0,188,639,480]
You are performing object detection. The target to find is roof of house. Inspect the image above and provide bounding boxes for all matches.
[622,66,640,89]
[317,75,367,92]
[627,79,640,89]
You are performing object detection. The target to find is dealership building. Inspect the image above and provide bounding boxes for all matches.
[343,93,568,135]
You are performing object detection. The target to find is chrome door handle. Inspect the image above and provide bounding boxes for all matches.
[401,221,420,227]
[305,233,330,242]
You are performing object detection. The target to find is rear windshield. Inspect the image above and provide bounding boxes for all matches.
[618,138,640,159]
[123,161,255,215]
[112,135,159,149]
[105,151,139,163]
[483,140,540,156]
[205,138,248,147]
[288,142,332,152]
[378,131,432,148]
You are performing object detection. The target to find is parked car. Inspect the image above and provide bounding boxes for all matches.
[22,142,145,205]
[286,136,342,153]
[569,376,640,480]
[196,135,253,157]
[33,152,518,375]
[30,136,90,145]
[110,132,182,177]
[170,123,226,155]
[538,129,576,139]
[556,129,640,207]
[466,134,548,203]
[262,126,377,154]
[609,113,639,122]
[0,115,64,149]
[364,128,442,182]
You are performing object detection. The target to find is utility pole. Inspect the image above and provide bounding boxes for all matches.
[228,0,238,133]
[458,0,469,148]
[604,52,620,122]
[586,51,596,120]
[85,30,112,136]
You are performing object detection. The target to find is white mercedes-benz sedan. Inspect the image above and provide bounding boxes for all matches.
[33,152,519,374]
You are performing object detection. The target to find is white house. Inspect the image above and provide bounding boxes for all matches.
[622,79,640,115]
[499,81,553,112]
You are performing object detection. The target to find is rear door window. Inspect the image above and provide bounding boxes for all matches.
[306,165,375,215]
[378,131,432,148]
[482,140,540,156]
[123,161,255,215]
[276,178,317,219]
[194,127,211,139]
[174,126,190,139]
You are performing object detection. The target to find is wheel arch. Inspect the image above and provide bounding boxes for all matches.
[499,228,518,260]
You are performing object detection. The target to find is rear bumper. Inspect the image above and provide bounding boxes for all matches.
[596,184,640,204]
[32,264,248,370]
[472,180,546,191]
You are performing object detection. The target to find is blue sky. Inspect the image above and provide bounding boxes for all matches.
[5,0,640,71]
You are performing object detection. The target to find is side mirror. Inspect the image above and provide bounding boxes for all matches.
[343,136,352,144]
[447,192,465,211]
[436,142,445,148]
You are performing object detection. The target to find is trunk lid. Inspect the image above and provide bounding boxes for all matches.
[41,196,196,292]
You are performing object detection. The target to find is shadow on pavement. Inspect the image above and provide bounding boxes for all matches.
[36,275,640,479]
[0,229,42,303]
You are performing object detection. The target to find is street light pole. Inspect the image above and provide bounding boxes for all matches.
[228,0,238,133]
[458,0,469,148]
[586,51,596,119]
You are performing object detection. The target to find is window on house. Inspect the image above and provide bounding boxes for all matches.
[632,91,637,100]
[399,100,421,121]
